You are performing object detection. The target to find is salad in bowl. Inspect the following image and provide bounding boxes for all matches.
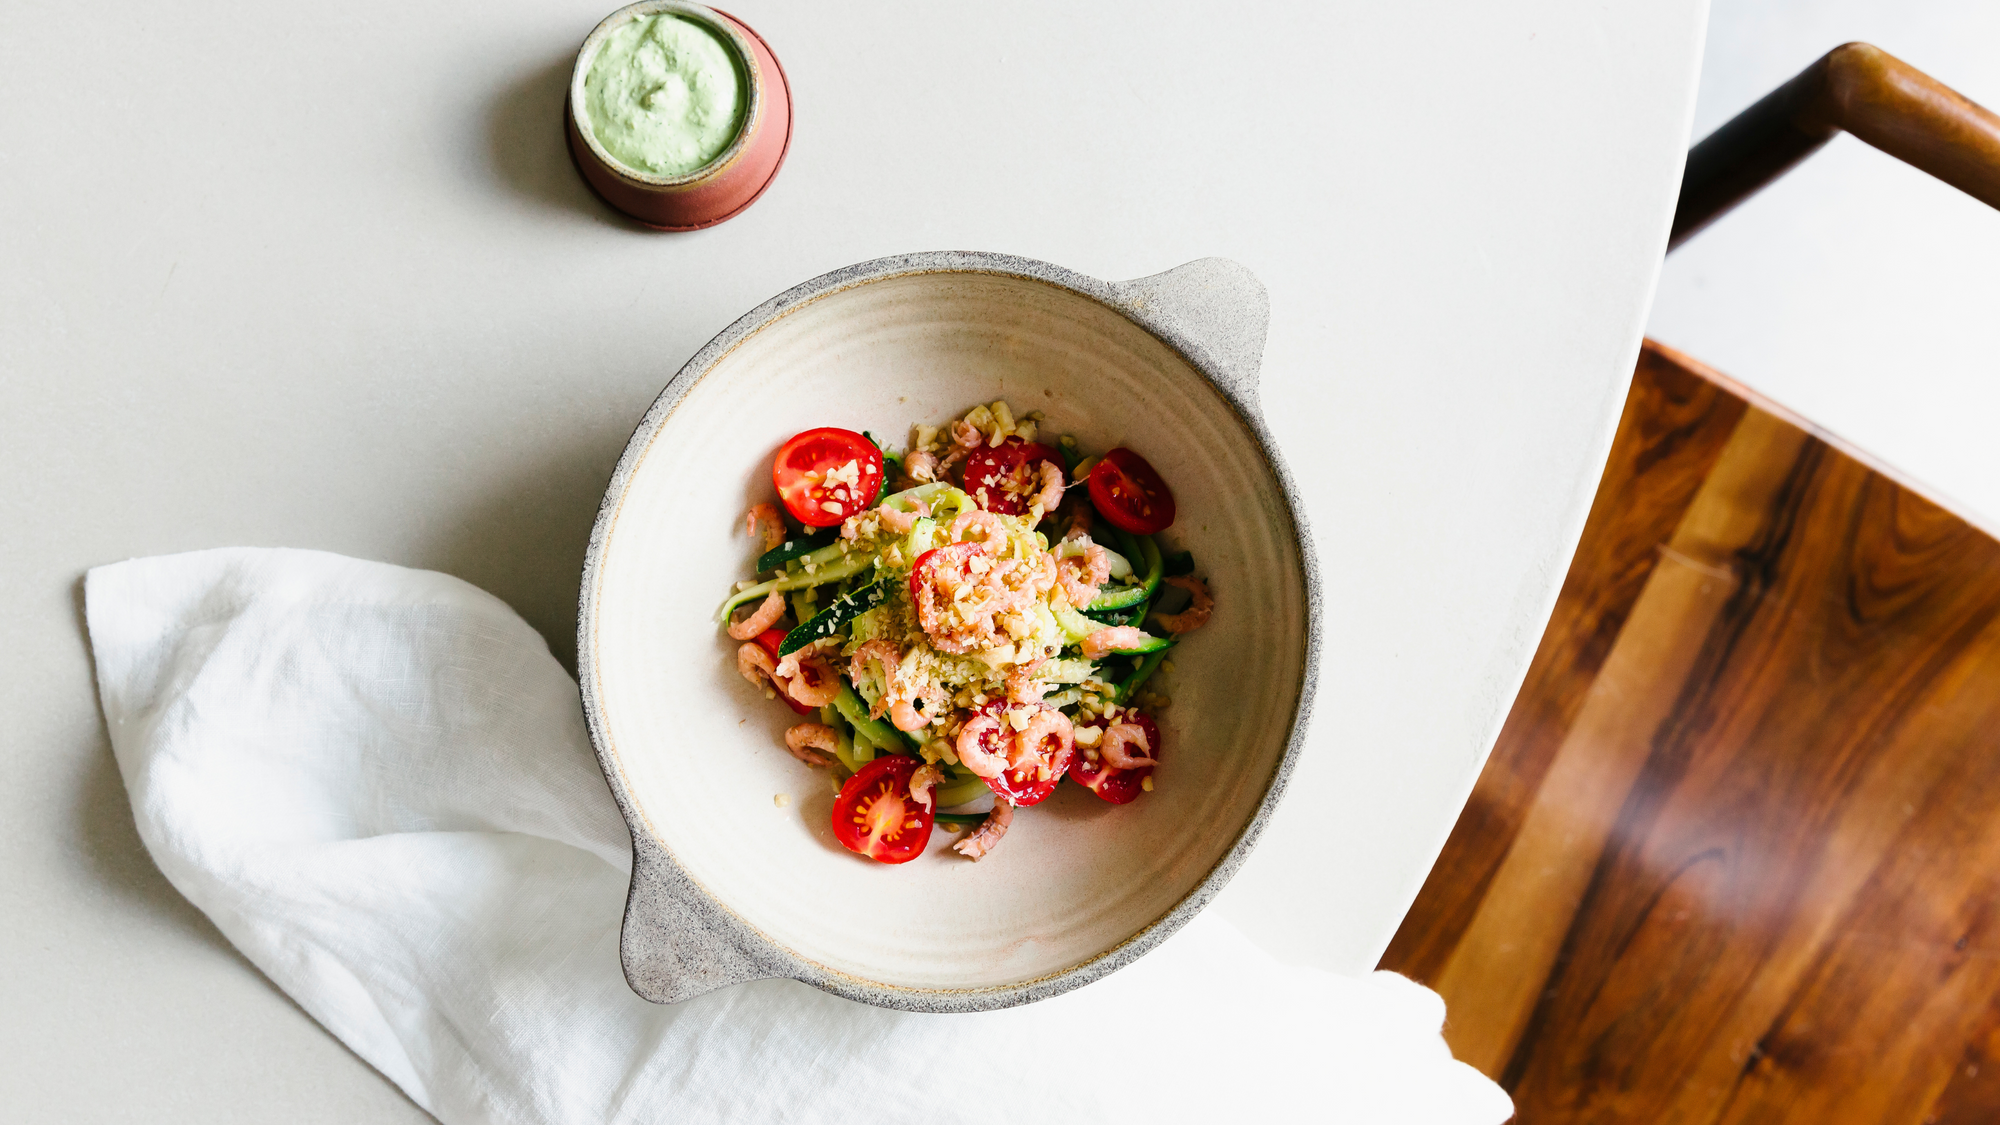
[720,400,1213,864]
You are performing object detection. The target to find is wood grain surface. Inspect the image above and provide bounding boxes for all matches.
[1382,340,2000,1123]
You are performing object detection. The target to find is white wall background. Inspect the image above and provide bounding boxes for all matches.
[1650,1,2000,533]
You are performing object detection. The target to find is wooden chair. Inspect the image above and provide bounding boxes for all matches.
[1382,45,2000,1123]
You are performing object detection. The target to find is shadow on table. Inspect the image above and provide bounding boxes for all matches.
[485,52,650,233]
[413,420,633,675]
[68,576,259,965]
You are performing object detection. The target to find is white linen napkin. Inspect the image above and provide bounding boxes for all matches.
[85,547,1511,1125]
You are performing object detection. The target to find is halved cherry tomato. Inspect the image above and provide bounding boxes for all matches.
[773,427,886,528]
[961,701,1074,806]
[1087,447,1176,535]
[831,754,934,863]
[962,437,1064,516]
[1069,713,1161,804]
[753,628,815,716]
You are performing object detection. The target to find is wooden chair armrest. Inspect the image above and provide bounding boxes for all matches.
[1670,42,2000,250]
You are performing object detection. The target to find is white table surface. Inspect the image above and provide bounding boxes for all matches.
[0,0,1706,1118]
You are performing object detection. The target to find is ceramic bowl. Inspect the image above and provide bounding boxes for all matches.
[578,252,1319,1012]
[564,2,792,231]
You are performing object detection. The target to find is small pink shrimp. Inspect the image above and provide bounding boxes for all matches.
[774,645,840,708]
[1006,658,1048,705]
[1153,575,1213,635]
[955,714,1009,779]
[950,509,1005,544]
[1099,722,1157,769]
[745,503,786,553]
[1025,460,1065,521]
[846,642,928,728]
[889,700,928,732]
[1012,708,1074,780]
[1055,542,1110,609]
[909,763,943,811]
[726,590,785,641]
[1082,626,1151,660]
[848,641,904,718]
[875,496,930,535]
[782,723,840,768]
[953,798,1013,861]
[737,643,780,693]
[1027,549,1059,597]
[904,450,941,484]
[937,421,985,474]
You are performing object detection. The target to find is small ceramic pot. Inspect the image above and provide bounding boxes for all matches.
[578,253,1320,1012]
[565,2,792,231]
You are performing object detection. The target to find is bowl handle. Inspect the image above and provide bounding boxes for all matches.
[1109,258,1270,412]
[619,832,785,1003]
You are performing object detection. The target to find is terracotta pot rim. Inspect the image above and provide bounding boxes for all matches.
[567,0,765,189]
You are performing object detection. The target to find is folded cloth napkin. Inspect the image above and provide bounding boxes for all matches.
[85,547,1511,1125]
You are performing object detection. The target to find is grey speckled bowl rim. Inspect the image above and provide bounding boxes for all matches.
[577,250,1322,1013]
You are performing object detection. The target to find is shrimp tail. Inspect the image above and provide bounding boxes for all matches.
[746,502,786,553]
[1152,575,1214,635]
[727,590,786,641]
[909,763,943,811]
[955,715,1009,779]
[1099,722,1158,770]
[1082,625,1151,660]
[952,798,1014,860]
[1027,460,1065,521]
[782,723,840,768]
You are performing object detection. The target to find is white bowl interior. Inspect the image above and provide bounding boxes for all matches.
[590,271,1306,992]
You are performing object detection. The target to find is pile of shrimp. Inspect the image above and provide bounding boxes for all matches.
[908,511,1059,654]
